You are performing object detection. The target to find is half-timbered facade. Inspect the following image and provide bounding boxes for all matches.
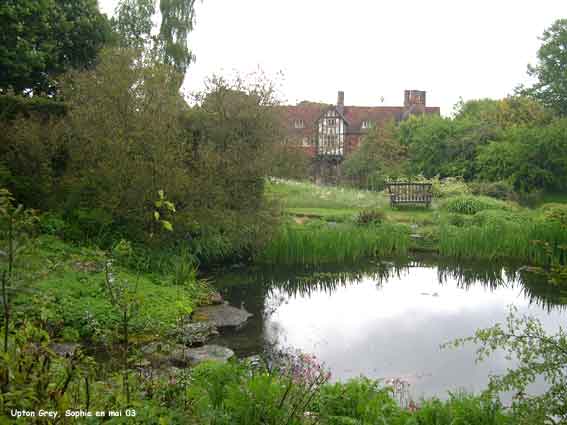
[280,90,440,159]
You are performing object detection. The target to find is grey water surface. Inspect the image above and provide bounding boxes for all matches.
[209,257,566,400]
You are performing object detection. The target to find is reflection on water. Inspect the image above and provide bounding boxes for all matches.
[209,257,566,400]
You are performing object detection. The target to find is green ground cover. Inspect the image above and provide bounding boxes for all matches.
[10,235,210,342]
[264,179,567,266]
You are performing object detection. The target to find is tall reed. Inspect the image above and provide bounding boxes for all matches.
[257,223,410,265]
[439,220,567,265]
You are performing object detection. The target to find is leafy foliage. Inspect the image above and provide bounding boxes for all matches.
[476,119,567,192]
[268,145,312,180]
[399,114,497,181]
[0,0,112,95]
[0,95,67,121]
[522,19,567,116]
[448,307,567,424]
[112,0,156,50]
[454,96,552,128]
[342,120,408,190]
[112,0,198,87]
[158,0,197,78]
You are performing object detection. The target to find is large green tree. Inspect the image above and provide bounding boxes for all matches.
[158,0,197,77]
[112,0,197,86]
[476,119,567,192]
[112,0,156,50]
[399,115,496,180]
[0,0,112,95]
[523,19,567,116]
[454,96,552,128]
[341,120,408,189]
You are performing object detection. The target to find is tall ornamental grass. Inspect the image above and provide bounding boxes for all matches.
[441,195,513,215]
[258,223,410,265]
[439,220,567,265]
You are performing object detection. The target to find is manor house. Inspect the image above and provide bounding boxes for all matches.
[281,90,440,158]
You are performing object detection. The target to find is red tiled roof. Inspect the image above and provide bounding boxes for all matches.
[280,103,440,134]
[279,103,329,128]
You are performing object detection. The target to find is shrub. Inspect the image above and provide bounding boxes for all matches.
[0,95,67,121]
[416,393,509,425]
[430,176,471,198]
[61,327,80,342]
[540,203,567,226]
[469,180,514,200]
[471,209,533,226]
[442,195,512,215]
[355,209,386,226]
[38,213,67,236]
[446,213,474,227]
[510,189,545,208]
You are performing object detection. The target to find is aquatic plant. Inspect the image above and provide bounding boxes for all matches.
[439,220,567,265]
[258,223,410,265]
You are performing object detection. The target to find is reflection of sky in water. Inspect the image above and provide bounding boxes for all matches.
[262,267,566,400]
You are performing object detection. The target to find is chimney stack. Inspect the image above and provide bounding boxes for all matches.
[404,90,426,108]
[337,90,344,114]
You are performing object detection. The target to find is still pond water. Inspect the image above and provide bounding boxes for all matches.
[209,257,566,400]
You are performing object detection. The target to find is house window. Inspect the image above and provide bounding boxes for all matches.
[361,120,372,129]
[294,119,305,129]
[327,118,336,126]
[301,137,310,147]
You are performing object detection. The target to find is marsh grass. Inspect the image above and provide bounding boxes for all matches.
[439,220,567,265]
[258,223,410,265]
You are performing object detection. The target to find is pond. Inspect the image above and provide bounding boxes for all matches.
[208,256,567,401]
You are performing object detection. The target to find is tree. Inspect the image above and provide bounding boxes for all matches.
[522,19,567,116]
[0,0,112,95]
[112,0,197,87]
[158,0,197,77]
[399,115,495,180]
[112,0,156,50]
[341,120,408,189]
[476,119,567,192]
[455,96,552,128]
[60,47,189,242]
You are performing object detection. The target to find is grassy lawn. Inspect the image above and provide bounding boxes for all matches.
[267,178,436,224]
[267,179,389,211]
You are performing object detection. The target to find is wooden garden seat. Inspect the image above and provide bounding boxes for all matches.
[386,182,432,207]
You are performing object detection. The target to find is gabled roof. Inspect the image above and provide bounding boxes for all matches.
[343,106,403,133]
[278,103,329,130]
[315,104,348,124]
[280,102,440,133]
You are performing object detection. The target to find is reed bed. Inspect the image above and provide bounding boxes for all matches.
[439,220,567,265]
[257,223,410,265]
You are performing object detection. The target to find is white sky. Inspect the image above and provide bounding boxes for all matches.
[99,0,567,115]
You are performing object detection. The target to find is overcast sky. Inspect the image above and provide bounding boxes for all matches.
[99,0,567,115]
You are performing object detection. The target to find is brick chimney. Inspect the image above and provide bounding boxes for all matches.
[337,90,344,114]
[404,90,426,114]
